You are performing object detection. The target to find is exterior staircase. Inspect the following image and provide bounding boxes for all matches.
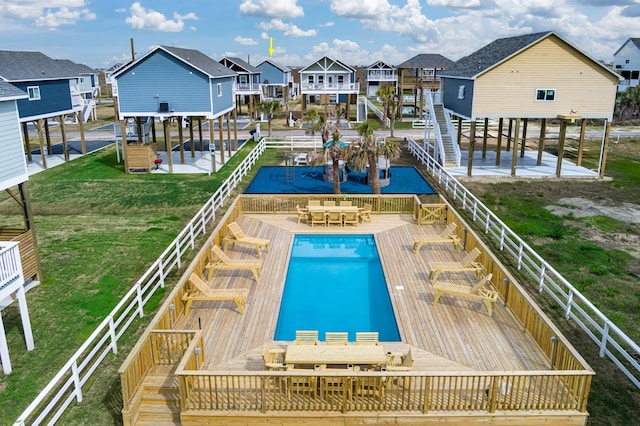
[133,365,181,426]
[432,104,459,168]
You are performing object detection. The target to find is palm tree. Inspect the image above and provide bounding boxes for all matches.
[351,120,401,194]
[376,86,394,129]
[323,126,346,194]
[256,100,282,136]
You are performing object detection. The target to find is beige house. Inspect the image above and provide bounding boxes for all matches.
[441,31,621,177]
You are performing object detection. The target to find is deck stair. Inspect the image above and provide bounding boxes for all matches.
[134,365,181,426]
[432,103,459,167]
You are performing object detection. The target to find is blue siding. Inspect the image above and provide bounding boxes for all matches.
[259,62,285,84]
[0,101,28,189]
[117,51,212,114]
[14,80,73,119]
[442,77,474,118]
[212,76,234,115]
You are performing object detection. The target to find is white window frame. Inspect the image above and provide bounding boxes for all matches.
[535,88,556,102]
[457,85,465,100]
[27,86,41,101]
[217,83,222,97]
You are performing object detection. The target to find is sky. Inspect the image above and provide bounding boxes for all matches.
[1,0,639,70]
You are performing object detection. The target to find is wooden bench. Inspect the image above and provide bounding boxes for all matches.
[182,273,249,315]
[432,273,498,317]
[413,222,461,253]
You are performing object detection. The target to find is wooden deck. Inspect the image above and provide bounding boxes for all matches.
[174,213,550,373]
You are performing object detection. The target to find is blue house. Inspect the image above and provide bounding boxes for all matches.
[219,57,261,119]
[56,59,100,121]
[0,80,37,374]
[111,45,238,173]
[256,59,293,99]
[0,50,92,168]
[299,56,359,116]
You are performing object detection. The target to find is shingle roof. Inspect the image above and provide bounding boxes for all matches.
[220,57,260,74]
[0,50,78,81]
[0,80,27,100]
[396,54,454,69]
[257,59,291,72]
[55,59,96,75]
[162,46,236,78]
[441,31,552,78]
[613,38,640,57]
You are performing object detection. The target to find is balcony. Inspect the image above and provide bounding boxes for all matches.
[366,72,397,82]
[300,82,360,94]
[235,82,261,94]
[0,242,23,301]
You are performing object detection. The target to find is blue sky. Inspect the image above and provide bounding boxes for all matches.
[1,0,639,69]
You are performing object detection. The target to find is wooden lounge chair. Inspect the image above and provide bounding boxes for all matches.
[262,343,286,370]
[413,222,461,253]
[355,331,379,345]
[182,272,249,315]
[359,203,372,223]
[206,244,262,281]
[428,247,484,283]
[386,347,414,371]
[325,332,348,345]
[296,204,309,224]
[343,210,359,227]
[295,330,319,345]
[432,273,498,317]
[223,221,270,258]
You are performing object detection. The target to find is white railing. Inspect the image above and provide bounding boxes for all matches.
[425,93,446,166]
[0,242,22,298]
[264,136,323,151]
[366,73,397,81]
[13,139,268,426]
[236,82,261,93]
[407,138,640,389]
[362,97,390,128]
[300,82,359,92]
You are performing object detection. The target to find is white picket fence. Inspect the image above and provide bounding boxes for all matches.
[407,138,640,389]
[13,140,267,426]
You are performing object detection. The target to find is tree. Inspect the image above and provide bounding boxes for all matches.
[323,125,346,194]
[350,120,401,194]
[376,86,395,129]
[256,100,282,136]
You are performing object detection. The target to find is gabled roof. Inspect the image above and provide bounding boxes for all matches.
[0,50,78,81]
[396,54,454,69]
[257,59,291,72]
[0,81,27,101]
[613,38,640,57]
[55,59,96,75]
[112,46,236,79]
[367,61,395,70]
[442,31,620,81]
[219,57,260,74]
[299,56,354,73]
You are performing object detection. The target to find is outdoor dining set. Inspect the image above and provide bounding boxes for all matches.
[296,200,372,227]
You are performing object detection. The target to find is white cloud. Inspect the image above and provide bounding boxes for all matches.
[321,22,335,27]
[34,7,95,28]
[0,0,95,27]
[235,35,258,46]
[239,0,303,18]
[125,2,198,32]
[330,0,391,18]
[259,19,317,37]
[261,32,269,39]
[304,39,373,65]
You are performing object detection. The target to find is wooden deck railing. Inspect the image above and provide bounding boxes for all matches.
[238,194,417,215]
[408,138,640,389]
[0,228,39,281]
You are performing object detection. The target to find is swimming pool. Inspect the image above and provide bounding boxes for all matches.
[274,234,400,342]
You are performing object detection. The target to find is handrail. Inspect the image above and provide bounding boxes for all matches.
[0,242,21,291]
[361,97,390,128]
[12,139,268,426]
[425,93,446,166]
[407,138,640,389]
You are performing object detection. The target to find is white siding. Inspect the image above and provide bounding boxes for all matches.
[0,100,28,190]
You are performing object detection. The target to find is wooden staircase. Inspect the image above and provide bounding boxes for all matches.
[433,104,459,168]
[134,365,181,426]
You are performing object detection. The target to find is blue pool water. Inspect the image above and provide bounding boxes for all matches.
[274,234,400,342]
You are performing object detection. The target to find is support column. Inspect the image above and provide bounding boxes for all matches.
[19,182,42,280]
[16,286,34,351]
[151,117,157,143]
[506,119,513,151]
[218,116,225,165]
[226,112,232,157]
[233,108,238,150]
[163,119,173,173]
[482,117,489,158]
[496,118,503,166]
[0,314,11,374]
[77,110,86,154]
[599,120,611,179]
[136,117,143,143]
[457,116,462,149]
[511,118,520,177]
[209,118,216,173]
[36,119,47,169]
[119,120,129,172]
[22,122,32,162]
[178,117,185,164]
[467,120,476,177]
[189,117,195,158]
[198,118,204,151]
[537,118,547,165]
[555,119,568,177]
[577,119,587,166]
[59,115,69,162]
[520,118,528,158]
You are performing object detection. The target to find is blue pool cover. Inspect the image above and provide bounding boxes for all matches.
[245,165,436,194]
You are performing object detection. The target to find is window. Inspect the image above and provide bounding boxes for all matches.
[318,75,324,84]
[626,59,630,64]
[535,88,555,101]
[217,83,222,97]
[308,75,314,84]
[457,85,465,100]
[239,75,247,84]
[337,75,344,84]
[27,86,41,101]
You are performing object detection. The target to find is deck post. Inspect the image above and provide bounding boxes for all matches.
[598,119,611,179]
[482,117,488,158]
[59,115,69,161]
[537,118,547,165]
[178,117,185,164]
[521,118,528,157]
[22,122,32,162]
[226,112,232,157]
[511,118,520,176]
[555,119,567,177]
[233,108,239,150]
[506,119,513,151]
[163,119,173,173]
[577,119,587,166]
[495,117,503,165]
[209,118,216,173]
[189,117,195,157]
[36,119,47,169]
[77,110,86,154]
[218,116,225,165]
[467,120,476,177]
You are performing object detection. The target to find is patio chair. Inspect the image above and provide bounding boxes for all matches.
[325,332,348,345]
[413,222,461,253]
[432,273,498,317]
[323,200,336,206]
[355,331,379,345]
[223,221,270,258]
[343,210,359,227]
[182,272,249,315]
[310,210,327,227]
[339,200,352,206]
[308,200,321,206]
[296,204,309,224]
[428,247,484,283]
[206,244,262,281]
[326,210,343,226]
[359,203,372,223]
[295,330,319,345]
[386,347,414,371]
[262,343,286,370]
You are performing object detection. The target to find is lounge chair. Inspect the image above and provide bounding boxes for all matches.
[325,332,348,345]
[359,203,372,223]
[295,330,319,345]
[386,347,414,371]
[413,222,461,253]
[262,343,286,370]
[343,210,359,227]
[355,331,379,345]
[182,272,249,315]
[206,244,262,281]
[223,222,270,258]
[432,273,498,317]
[428,247,484,283]
[296,204,309,224]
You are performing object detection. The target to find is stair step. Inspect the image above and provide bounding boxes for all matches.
[138,403,181,419]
